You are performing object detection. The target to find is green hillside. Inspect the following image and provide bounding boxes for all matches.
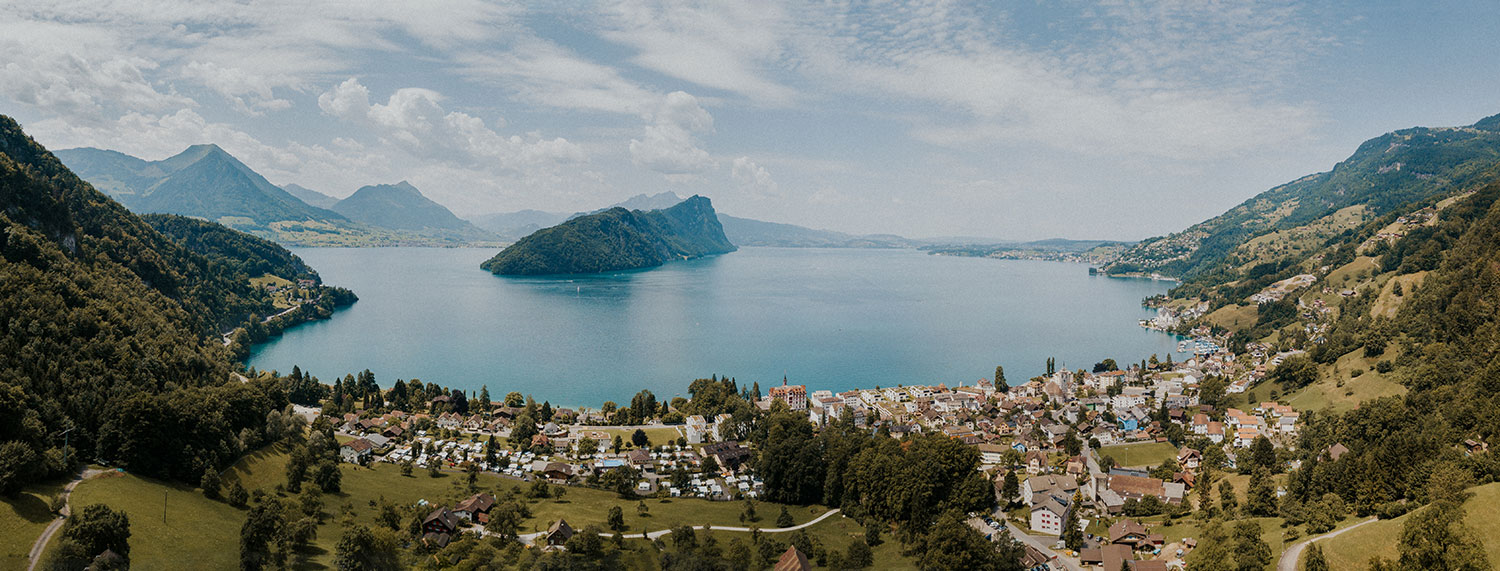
[481,195,736,275]
[0,115,297,490]
[1104,113,1500,284]
[332,181,495,243]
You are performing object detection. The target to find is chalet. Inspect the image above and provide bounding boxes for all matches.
[1464,439,1489,456]
[1325,443,1350,461]
[381,425,405,439]
[453,493,496,523]
[1177,447,1201,470]
[1205,421,1225,444]
[626,448,654,471]
[1108,519,1149,549]
[774,546,812,571]
[422,507,459,536]
[1100,544,1134,571]
[542,462,574,482]
[340,438,374,464]
[1065,455,1087,477]
[544,519,575,546]
[1023,450,1049,475]
[1191,413,1210,435]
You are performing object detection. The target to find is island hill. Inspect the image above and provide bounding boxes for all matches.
[480,195,737,275]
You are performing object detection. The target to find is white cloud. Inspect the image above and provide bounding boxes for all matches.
[594,2,797,104]
[629,91,716,175]
[731,157,780,198]
[316,78,586,169]
[180,61,292,115]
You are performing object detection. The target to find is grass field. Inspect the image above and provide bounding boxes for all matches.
[1283,348,1406,413]
[1205,303,1259,331]
[580,427,686,447]
[1098,442,1179,468]
[0,479,66,571]
[1318,482,1500,569]
[63,444,854,568]
[62,471,246,570]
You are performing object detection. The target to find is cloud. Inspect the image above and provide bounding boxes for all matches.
[180,61,292,115]
[629,91,716,175]
[594,2,797,104]
[731,157,780,197]
[456,36,660,115]
[316,78,586,169]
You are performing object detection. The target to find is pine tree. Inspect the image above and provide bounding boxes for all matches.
[1063,491,1085,550]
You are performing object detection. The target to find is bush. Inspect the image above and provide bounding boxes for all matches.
[1351,369,1365,378]
[1375,360,1395,373]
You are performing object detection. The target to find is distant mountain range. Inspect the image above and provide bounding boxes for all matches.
[481,196,736,275]
[55,146,498,247]
[55,145,344,225]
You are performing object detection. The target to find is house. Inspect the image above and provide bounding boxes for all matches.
[453,493,496,523]
[1326,443,1350,461]
[1065,455,1087,477]
[774,546,812,571]
[1177,447,1201,471]
[686,415,709,444]
[626,448,654,472]
[542,462,574,482]
[1205,421,1225,444]
[1108,519,1149,548]
[381,425,405,439]
[1024,450,1049,475]
[1030,494,1071,535]
[702,441,752,472]
[1023,474,1078,504]
[1464,439,1489,456]
[422,507,459,536]
[1100,544,1134,571]
[1191,413,1210,435]
[340,438,374,464]
[544,519,575,546]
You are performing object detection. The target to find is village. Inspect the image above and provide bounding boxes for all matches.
[309,334,1321,570]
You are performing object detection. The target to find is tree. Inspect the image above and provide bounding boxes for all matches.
[201,467,222,500]
[865,521,883,546]
[607,505,626,531]
[333,524,397,571]
[1000,470,1020,507]
[505,391,524,407]
[1249,436,1277,474]
[1064,429,1082,457]
[631,428,650,448]
[776,506,794,528]
[1232,520,1272,570]
[59,504,131,565]
[918,512,1014,571]
[1063,491,1085,550]
[313,461,342,493]
[227,481,249,508]
[611,435,624,454]
[1271,355,1318,389]
[240,500,290,571]
[477,385,491,413]
[576,436,598,458]
[427,463,441,478]
[1398,501,1489,570]
[1219,479,1238,516]
[847,539,873,568]
[1245,468,1277,517]
[399,460,413,477]
[994,365,1007,387]
[1303,543,1329,571]
[701,454,720,475]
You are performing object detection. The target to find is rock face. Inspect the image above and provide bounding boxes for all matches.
[480,195,737,275]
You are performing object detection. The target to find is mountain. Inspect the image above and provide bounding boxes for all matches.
[1103,114,1500,280]
[481,195,736,275]
[470,209,569,239]
[0,114,306,490]
[333,181,477,231]
[282,183,339,209]
[55,144,345,225]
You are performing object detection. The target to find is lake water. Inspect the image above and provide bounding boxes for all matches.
[249,247,1178,407]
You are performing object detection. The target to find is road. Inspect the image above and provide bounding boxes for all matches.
[28,469,104,571]
[506,508,842,545]
[1004,521,1082,571]
[1276,517,1377,571]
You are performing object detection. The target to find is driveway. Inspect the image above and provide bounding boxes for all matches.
[506,508,843,545]
[1277,517,1377,571]
[28,469,105,571]
[1004,521,1082,571]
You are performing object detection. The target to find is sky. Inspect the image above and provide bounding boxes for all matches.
[3,1,1498,241]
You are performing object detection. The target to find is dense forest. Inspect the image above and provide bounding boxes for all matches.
[481,196,736,275]
[0,115,345,493]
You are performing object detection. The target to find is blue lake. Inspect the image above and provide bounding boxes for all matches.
[249,247,1178,407]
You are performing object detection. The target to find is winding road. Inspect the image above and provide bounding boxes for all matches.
[1276,517,1377,571]
[506,508,843,545]
[27,469,104,571]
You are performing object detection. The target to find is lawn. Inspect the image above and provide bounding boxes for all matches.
[58,471,246,571]
[1205,303,1258,331]
[582,427,686,446]
[1098,442,1179,468]
[1284,347,1405,413]
[0,478,66,571]
[1319,482,1500,569]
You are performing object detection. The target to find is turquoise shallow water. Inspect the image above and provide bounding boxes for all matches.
[248,247,1178,407]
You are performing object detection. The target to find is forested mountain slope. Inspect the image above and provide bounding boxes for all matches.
[0,115,298,492]
[1104,114,1500,283]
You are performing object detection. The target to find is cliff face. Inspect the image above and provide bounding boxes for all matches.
[480,195,736,275]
